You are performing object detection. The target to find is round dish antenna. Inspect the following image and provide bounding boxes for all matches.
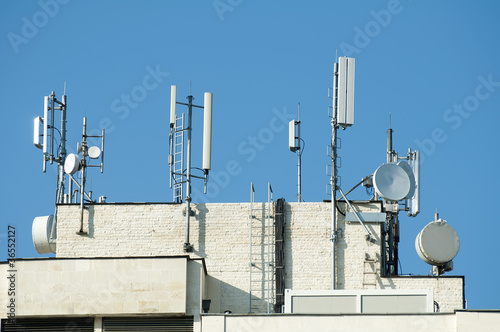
[373,163,413,201]
[64,153,81,175]
[88,146,101,159]
[415,219,459,266]
[32,215,56,254]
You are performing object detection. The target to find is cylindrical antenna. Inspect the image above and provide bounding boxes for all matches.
[170,85,177,126]
[43,96,49,172]
[202,92,213,171]
[387,113,393,163]
[100,128,105,173]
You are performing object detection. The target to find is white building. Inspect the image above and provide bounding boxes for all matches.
[2,199,499,331]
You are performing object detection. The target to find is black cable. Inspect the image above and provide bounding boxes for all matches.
[298,138,305,157]
[48,125,62,138]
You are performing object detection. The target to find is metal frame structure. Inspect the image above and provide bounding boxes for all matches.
[168,86,212,252]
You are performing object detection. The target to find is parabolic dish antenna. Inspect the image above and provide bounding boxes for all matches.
[397,160,416,199]
[64,153,80,175]
[373,163,413,201]
[32,215,56,254]
[88,146,101,159]
[415,220,459,266]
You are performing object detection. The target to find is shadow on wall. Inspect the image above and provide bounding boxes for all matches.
[206,275,261,314]
[194,203,209,258]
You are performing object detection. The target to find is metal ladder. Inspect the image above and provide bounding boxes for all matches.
[173,114,184,203]
[362,253,377,288]
[249,183,275,313]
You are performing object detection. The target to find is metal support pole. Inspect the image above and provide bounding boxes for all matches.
[330,62,339,290]
[77,117,88,235]
[57,94,67,204]
[297,103,302,202]
[50,91,55,164]
[184,95,194,252]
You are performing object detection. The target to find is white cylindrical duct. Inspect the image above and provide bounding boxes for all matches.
[203,92,213,170]
[170,85,177,126]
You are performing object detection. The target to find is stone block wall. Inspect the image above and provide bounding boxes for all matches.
[53,201,463,313]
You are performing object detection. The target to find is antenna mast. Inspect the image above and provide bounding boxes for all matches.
[34,89,105,237]
[330,56,356,289]
[169,84,213,252]
[289,103,304,202]
[330,62,339,290]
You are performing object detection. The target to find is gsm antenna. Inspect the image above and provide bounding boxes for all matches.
[169,84,213,252]
[32,88,106,254]
[289,102,305,202]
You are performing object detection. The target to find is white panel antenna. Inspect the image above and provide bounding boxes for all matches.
[397,160,416,199]
[33,116,43,149]
[170,85,177,126]
[336,57,355,128]
[410,151,420,217]
[42,95,49,170]
[203,92,213,171]
[289,119,297,151]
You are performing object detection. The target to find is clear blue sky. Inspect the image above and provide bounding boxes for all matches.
[1,0,499,309]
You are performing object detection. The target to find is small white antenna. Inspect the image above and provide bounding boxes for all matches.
[288,102,303,202]
[202,92,213,171]
[170,85,177,126]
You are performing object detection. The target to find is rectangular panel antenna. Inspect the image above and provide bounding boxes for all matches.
[34,117,43,149]
[410,151,420,216]
[43,96,49,156]
[337,57,355,127]
[202,92,213,171]
[289,120,297,151]
[170,85,177,126]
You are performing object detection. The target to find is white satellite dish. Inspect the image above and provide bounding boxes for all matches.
[415,220,459,266]
[32,215,56,254]
[373,163,413,201]
[88,146,101,159]
[77,142,82,154]
[64,153,81,175]
[397,160,416,199]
